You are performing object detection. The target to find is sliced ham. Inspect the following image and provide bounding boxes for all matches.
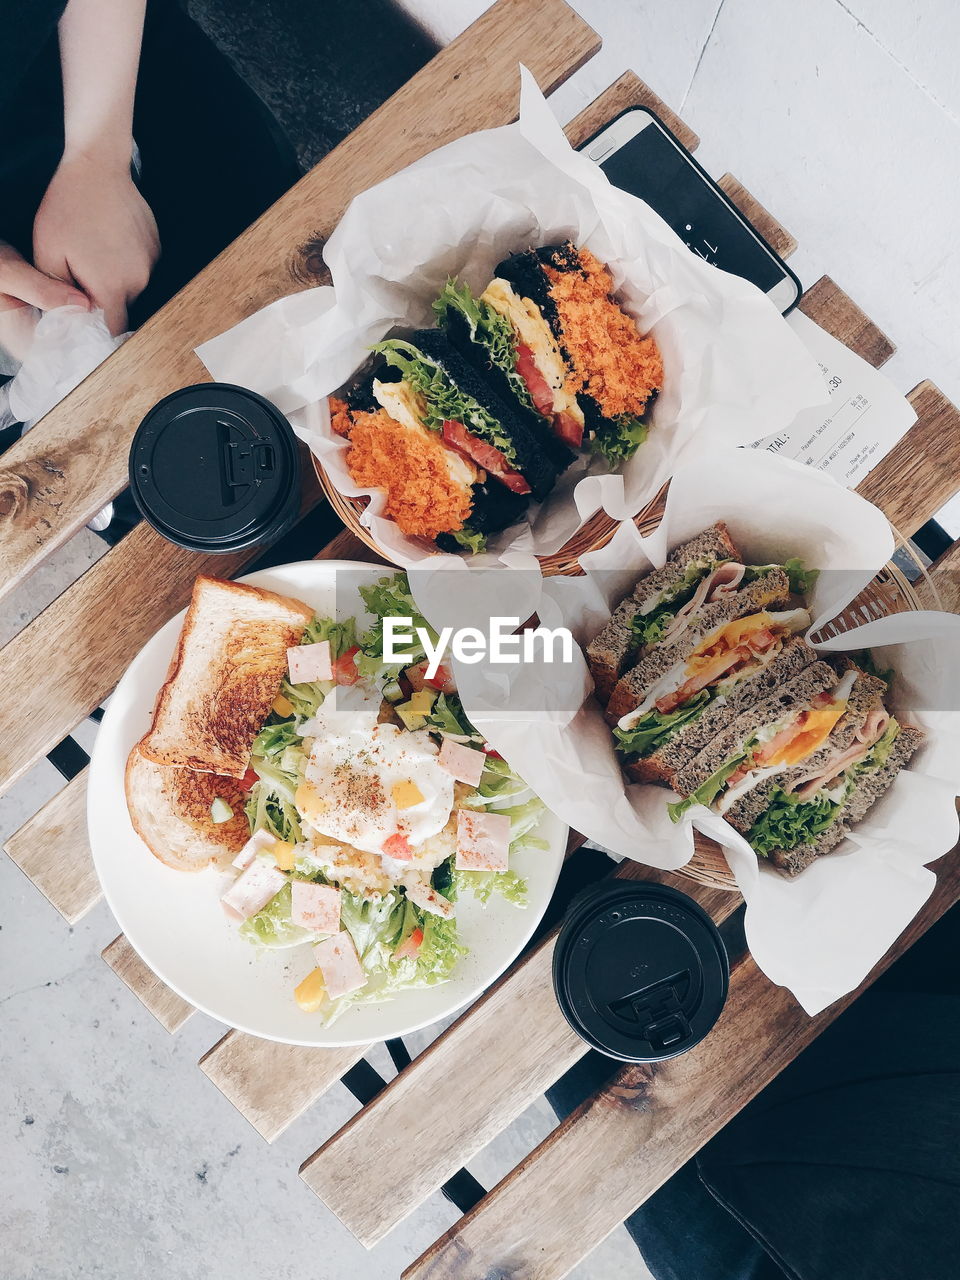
[404,879,455,919]
[287,640,332,685]
[660,562,747,646]
[290,881,341,933]
[789,707,891,801]
[313,931,366,999]
[455,809,510,872]
[438,737,486,787]
[221,859,287,922]
[232,828,277,872]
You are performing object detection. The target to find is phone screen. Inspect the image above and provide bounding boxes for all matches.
[599,120,786,295]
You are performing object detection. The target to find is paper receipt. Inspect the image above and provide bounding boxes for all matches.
[750,310,916,487]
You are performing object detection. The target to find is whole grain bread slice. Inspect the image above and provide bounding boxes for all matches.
[139,576,314,777]
[605,568,795,725]
[587,522,740,704]
[723,663,889,833]
[622,637,818,787]
[765,724,925,876]
[672,660,839,797]
[125,744,251,871]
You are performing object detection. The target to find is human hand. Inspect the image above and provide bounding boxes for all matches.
[0,240,91,314]
[33,152,160,334]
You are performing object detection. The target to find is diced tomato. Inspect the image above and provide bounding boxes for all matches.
[332,645,360,685]
[405,661,455,694]
[515,343,555,416]
[754,711,810,767]
[394,926,424,960]
[747,628,777,652]
[238,767,259,792]
[425,663,456,693]
[483,742,503,759]
[382,832,413,860]
[552,410,583,449]
[441,420,531,495]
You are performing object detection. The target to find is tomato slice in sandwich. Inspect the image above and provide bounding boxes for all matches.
[441,421,531,494]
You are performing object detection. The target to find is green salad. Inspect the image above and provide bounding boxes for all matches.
[222,572,545,1024]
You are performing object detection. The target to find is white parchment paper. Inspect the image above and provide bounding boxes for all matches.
[197,68,826,567]
[445,450,960,1015]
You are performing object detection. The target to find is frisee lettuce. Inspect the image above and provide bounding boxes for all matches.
[446,526,488,555]
[614,690,711,759]
[433,279,535,414]
[590,413,648,466]
[373,338,521,466]
[240,882,316,949]
[746,788,839,856]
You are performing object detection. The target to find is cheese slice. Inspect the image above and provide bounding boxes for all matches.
[617,609,810,731]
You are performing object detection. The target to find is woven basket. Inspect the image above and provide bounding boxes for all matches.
[313,452,630,575]
[313,453,936,891]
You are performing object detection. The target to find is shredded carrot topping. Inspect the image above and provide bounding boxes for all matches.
[544,247,663,419]
[329,397,472,540]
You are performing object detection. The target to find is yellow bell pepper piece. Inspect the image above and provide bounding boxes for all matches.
[273,693,295,717]
[408,688,437,716]
[395,700,427,731]
[392,780,425,810]
[294,968,326,1012]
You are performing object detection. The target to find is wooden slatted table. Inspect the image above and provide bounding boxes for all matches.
[3,4,960,1275]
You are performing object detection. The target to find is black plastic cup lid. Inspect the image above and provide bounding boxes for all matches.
[129,383,300,553]
[553,880,729,1062]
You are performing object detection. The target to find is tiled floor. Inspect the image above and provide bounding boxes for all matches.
[4,2,960,1278]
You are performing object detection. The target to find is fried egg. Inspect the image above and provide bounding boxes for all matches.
[297,723,455,859]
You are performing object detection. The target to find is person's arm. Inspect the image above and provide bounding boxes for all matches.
[33,0,160,333]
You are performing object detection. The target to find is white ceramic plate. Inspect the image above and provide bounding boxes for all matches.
[87,561,566,1046]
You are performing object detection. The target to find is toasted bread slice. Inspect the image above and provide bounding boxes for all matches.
[140,576,314,777]
[125,745,251,871]
[587,522,741,705]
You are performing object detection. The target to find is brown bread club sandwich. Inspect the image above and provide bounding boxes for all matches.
[587,524,924,877]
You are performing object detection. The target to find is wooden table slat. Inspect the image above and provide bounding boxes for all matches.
[3,769,98,924]
[102,934,195,1033]
[717,173,797,259]
[798,274,895,367]
[199,1032,367,1142]
[798,274,893,367]
[0,0,600,604]
[404,845,960,1280]
[563,70,699,153]
[857,380,960,537]
[299,862,742,1247]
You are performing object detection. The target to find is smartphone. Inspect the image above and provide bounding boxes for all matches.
[581,107,802,314]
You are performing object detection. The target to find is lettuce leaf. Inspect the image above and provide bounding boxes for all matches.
[446,526,488,555]
[433,279,535,414]
[357,571,439,683]
[746,788,839,856]
[614,690,711,759]
[590,413,648,466]
[240,882,315,949]
[668,753,746,822]
[742,559,818,597]
[374,339,521,466]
